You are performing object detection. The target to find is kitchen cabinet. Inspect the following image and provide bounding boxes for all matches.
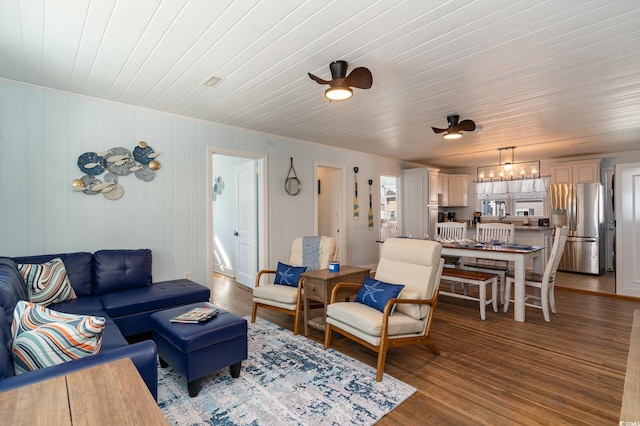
[549,159,600,184]
[428,169,439,205]
[401,167,439,238]
[438,174,470,206]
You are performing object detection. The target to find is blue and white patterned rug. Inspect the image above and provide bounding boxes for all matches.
[157,317,416,425]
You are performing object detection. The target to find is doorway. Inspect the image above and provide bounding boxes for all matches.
[315,164,346,264]
[615,162,640,297]
[207,147,267,290]
[380,175,399,240]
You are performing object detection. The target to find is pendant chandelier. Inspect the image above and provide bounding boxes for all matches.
[476,147,540,182]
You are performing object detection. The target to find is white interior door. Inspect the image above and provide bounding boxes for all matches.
[615,162,640,296]
[235,161,257,288]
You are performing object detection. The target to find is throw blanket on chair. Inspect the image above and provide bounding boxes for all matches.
[302,236,322,271]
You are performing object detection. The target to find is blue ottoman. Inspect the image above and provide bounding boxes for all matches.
[150,303,248,397]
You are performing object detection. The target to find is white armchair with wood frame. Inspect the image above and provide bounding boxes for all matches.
[324,238,444,381]
[251,236,337,335]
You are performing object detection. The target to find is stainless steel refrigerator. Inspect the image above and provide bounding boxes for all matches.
[549,182,604,274]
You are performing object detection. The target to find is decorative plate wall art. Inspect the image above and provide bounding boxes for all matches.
[71,141,161,200]
[212,176,225,201]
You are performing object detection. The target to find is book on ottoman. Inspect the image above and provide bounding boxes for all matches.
[170,306,219,323]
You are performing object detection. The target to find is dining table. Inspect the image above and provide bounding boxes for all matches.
[439,241,545,322]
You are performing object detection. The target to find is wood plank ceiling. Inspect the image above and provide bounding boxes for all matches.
[1,0,639,168]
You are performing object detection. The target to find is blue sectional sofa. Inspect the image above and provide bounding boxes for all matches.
[0,249,210,399]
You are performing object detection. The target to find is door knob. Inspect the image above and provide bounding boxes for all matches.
[233,231,239,236]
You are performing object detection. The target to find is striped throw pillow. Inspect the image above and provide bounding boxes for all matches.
[11,301,105,375]
[17,258,77,306]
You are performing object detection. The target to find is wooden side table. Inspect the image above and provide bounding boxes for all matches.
[302,265,370,336]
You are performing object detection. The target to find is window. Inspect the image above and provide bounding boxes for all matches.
[514,199,545,217]
[478,194,547,219]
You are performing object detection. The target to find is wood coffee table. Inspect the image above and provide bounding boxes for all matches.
[0,357,167,425]
[302,265,370,336]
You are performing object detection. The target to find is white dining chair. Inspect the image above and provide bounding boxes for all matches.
[436,222,467,242]
[475,222,515,244]
[503,226,569,322]
[465,222,515,303]
[436,222,467,292]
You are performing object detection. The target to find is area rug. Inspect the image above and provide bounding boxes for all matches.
[157,317,416,425]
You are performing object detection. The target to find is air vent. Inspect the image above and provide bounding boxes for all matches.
[203,76,222,87]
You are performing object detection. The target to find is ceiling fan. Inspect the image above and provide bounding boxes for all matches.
[432,115,476,140]
[308,60,372,101]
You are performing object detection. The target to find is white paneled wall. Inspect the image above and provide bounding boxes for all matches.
[0,79,408,285]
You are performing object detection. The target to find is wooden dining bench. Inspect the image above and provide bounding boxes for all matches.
[439,267,499,320]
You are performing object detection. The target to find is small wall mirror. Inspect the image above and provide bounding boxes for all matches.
[285,157,301,195]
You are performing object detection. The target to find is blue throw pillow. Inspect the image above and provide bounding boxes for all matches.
[273,262,307,287]
[355,276,405,313]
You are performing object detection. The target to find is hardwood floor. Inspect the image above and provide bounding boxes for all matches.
[556,271,616,295]
[211,273,639,425]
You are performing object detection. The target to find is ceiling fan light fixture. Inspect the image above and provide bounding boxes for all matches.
[443,131,462,140]
[325,86,353,101]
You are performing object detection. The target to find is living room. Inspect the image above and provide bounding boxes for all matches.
[2,2,640,424]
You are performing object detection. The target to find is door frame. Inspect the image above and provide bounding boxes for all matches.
[314,162,346,264]
[615,162,640,296]
[207,146,268,291]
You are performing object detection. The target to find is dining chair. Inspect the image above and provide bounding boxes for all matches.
[436,222,467,241]
[436,221,467,292]
[251,236,337,335]
[464,222,515,303]
[503,226,569,321]
[475,222,515,245]
[324,237,444,382]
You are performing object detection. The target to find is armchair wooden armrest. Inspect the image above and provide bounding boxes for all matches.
[254,269,276,288]
[381,294,439,317]
[329,282,363,303]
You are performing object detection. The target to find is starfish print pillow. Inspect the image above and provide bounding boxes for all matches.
[355,276,405,313]
[273,262,307,287]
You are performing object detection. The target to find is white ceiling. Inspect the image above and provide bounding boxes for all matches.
[1,0,639,169]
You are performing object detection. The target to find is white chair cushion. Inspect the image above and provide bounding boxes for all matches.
[394,290,421,319]
[253,284,299,305]
[327,301,426,343]
[375,238,441,319]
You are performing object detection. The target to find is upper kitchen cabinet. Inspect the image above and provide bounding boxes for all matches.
[549,159,601,184]
[438,174,470,206]
[401,167,439,238]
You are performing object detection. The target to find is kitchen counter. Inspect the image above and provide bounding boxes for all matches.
[471,221,553,232]
[512,225,553,231]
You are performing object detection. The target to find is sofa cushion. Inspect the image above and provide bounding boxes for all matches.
[98,279,210,318]
[0,258,28,329]
[94,249,152,296]
[0,309,14,379]
[12,253,93,297]
[49,296,106,316]
[99,316,129,350]
[11,301,105,375]
[16,258,77,306]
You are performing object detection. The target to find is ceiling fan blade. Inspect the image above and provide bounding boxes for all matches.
[432,127,448,134]
[456,119,476,132]
[344,67,372,89]
[308,73,331,85]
